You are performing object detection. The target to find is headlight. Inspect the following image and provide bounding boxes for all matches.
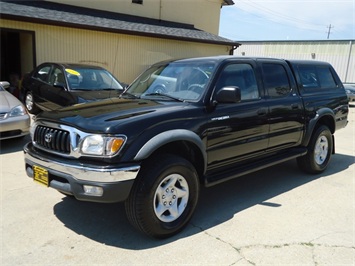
[81,135,125,156]
[9,105,27,117]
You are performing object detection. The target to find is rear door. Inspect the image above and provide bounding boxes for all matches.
[206,60,269,169]
[260,60,305,151]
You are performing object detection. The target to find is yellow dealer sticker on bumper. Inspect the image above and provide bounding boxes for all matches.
[33,165,49,187]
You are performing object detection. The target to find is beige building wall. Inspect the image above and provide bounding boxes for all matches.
[1,19,228,83]
[46,0,224,34]
[237,41,355,83]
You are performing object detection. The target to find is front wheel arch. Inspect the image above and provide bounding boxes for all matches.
[133,129,207,174]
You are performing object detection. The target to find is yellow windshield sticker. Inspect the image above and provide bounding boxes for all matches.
[66,69,80,76]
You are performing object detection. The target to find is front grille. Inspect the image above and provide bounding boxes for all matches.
[34,125,71,154]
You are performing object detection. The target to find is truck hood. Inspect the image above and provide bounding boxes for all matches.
[36,97,195,133]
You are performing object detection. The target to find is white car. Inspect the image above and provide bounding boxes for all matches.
[0,81,30,140]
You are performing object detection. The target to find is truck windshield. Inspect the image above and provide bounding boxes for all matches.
[126,62,216,101]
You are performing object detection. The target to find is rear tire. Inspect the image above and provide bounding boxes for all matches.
[297,125,333,174]
[125,154,199,239]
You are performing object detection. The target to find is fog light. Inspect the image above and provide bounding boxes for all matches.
[83,185,103,196]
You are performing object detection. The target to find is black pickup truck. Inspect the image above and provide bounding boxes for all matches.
[24,56,349,238]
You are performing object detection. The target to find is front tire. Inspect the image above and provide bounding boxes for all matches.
[297,125,333,174]
[25,91,40,114]
[125,154,199,239]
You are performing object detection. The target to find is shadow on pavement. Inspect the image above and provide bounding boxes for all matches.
[52,152,354,249]
[0,134,31,154]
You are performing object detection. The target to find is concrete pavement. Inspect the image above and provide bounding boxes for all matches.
[1,108,354,265]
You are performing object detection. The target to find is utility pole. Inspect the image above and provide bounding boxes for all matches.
[326,24,334,39]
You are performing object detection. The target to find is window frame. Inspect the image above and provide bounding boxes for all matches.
[215,62,260,102]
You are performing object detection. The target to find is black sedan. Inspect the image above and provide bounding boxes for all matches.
[21,63,125,114]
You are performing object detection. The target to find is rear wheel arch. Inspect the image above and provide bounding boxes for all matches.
[303,108,336,146]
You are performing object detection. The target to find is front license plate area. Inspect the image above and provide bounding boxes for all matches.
[33,165,49,187]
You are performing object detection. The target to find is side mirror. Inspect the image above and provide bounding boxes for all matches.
[215,86,241,103]
[0,81,10,89]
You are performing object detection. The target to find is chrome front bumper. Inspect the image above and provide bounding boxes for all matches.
[23,142,140,203]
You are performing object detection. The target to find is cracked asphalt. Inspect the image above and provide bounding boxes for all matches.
[1,108,354,265]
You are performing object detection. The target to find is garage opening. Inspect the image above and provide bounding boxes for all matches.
[0,28,36,82]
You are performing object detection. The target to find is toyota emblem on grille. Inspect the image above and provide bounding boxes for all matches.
[45,133,53,143]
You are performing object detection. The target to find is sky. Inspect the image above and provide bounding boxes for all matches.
[219,0,355,41]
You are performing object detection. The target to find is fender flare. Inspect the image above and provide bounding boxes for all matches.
[134,129,207,170]
[303,107,336,146]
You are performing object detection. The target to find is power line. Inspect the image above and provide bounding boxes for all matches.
[238,0,327,30]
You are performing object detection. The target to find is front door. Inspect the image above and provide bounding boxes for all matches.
[42,66,76,110]
[206,61,269,171]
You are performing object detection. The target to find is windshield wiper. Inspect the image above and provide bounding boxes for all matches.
[143,92,184,102]
[101,88,118,91]
[120,91,139,99]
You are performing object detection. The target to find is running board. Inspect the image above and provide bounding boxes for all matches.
[204,147,308,187]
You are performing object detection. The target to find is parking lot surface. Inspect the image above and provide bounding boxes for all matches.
[1,108,354,265]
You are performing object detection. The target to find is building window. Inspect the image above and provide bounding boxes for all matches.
[132,0,143,4]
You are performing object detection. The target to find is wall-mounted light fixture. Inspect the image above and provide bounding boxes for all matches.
[241,52,245,56]
[311,53,316,59]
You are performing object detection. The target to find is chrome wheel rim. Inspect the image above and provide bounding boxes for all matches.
[314,135,328,165]
[153,174,189,223]
[25,93,33,111]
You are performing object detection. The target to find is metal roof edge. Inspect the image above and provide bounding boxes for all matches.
[239,39,355,43]
[0,1,240,47]
[1,13,240,47]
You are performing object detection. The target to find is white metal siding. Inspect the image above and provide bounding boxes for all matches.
[237,41,355,83]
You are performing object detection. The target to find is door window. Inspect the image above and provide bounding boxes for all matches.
[262,63,291,98]
[216,63,259,101]
[33,66,51,83]
[49,67,65,86]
